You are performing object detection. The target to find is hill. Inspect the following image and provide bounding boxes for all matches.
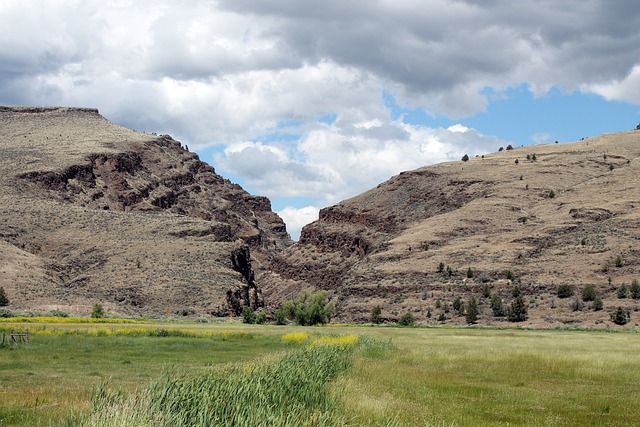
[267,131,640,327]
[0,107,291,317]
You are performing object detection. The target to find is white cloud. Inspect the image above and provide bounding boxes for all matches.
[277,206,320,240]
[2,1,640,233]
[586,65,640,104]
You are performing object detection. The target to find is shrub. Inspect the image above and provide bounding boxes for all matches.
[507,295,528,322]
[281,290,334,326]
[242,306,256,324]
[506,144,513,150]
[0,308,14,318]
[511,286,522,298]
[370,305,382,324]
[437,262,445,273]
[548,189,555,198]
[491,296,505,317]
[274,307,288,325]
[466,297,478,324]
[631,279,640,300]
[437,313,447,322]
[615,255,623,268]
[49,309,70,318]
[581,285,597,302]
[593,296,604,311]
[398,312,416,326]
[453,296,463,314]
[482,283,491,298]
[506,270,516,281]
[611,307,630,325]
[515,159,519,164]
[255,311,267,325]
[0,287,8,306]
[557,284,574,298]
[498,147,504,152]
[461,154,469,162]
[617,284,628,299]
[466,267,473,278]
[91,303,105,319]
[570,298,584,312]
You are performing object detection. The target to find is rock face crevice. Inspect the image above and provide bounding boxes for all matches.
[225,246,263,315]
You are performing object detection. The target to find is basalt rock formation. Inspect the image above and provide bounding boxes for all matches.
[0,107,291,317]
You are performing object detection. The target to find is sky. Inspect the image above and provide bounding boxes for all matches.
[2,1,640,239]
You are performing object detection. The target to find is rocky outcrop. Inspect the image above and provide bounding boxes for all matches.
[0,106,290,317]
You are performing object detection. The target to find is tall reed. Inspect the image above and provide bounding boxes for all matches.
[78,334,387,427]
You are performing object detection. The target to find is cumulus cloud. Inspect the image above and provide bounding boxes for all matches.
[277,206,320,240]
[2,0,640,236]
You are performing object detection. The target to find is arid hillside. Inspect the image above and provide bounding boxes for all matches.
[267,130,640,328]
[0,107,291,317]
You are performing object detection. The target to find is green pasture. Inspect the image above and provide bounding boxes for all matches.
[1,320,639,426]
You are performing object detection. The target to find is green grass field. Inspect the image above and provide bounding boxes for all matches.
[1,320,639,426]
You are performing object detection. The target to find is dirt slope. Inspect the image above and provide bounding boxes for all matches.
[267,131,640,328]
[0,107,291,317]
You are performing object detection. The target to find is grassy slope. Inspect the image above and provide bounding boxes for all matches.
[1,321,640,426]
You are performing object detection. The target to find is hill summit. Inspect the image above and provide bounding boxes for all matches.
[265,129,640,328]
[0,106,290,317]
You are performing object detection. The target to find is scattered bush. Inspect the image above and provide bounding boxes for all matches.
[506,144,513,150]
[548,189,555,198]
[466,267,473,278]
[611,307,630,325]
[581,285,597,302]
[0,308,13,318]
[461,154,469,162]
[398,312,416,326]
[466,297,478,324]
[511,286,522,298]
[507,295,528,322]
[0,287,9,306]
[49,309,70,318]
[453,296,463,314]
[437,262,445,273]
[482,283,491,298]
[491,296,505,317]
[274,307,288,325]
[437,313,447,322]
[91,303,105,319]
[570,298,584,312]
[617,284,628,299]
[615,255,623,268]
[557,284,574,298]
[281,290,334,326]
[370,305,382,324]
[255,311,267,325]
[506,270,516,281]
[242,306,256,324]
[593,296,604,311]
[631,279,640,300]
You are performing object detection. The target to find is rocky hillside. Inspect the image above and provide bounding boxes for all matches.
[0,107,291,317]
[267,130,640,328]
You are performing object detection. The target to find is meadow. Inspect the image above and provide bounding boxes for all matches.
[1,319,639,426]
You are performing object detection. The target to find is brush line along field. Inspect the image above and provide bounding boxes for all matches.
[1,320,639,426]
